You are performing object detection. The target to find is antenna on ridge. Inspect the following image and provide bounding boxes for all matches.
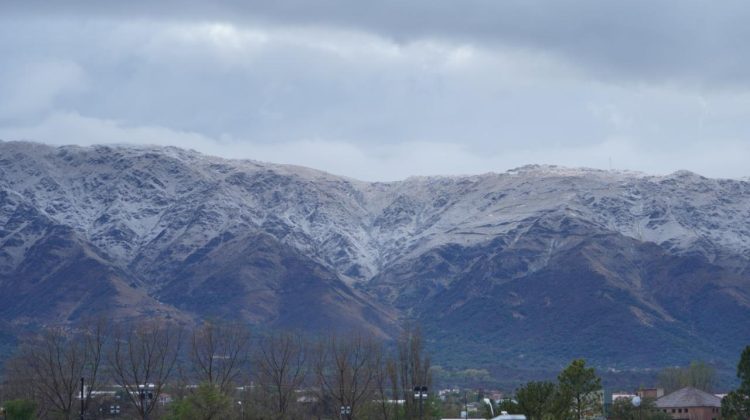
[609,157,612,171]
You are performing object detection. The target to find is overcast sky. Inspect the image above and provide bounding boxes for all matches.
[1,1,749,180]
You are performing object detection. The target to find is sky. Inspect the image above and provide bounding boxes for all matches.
[1,1,749,181]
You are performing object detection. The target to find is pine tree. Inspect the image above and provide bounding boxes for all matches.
[558,359,602,420]
[722,346,750,419]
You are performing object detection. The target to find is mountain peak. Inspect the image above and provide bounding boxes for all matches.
[666,169,707,180]
[504,163,648,179]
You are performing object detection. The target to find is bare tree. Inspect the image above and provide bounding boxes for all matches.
[389,357,402,420]
[2,320,107,419]
[107,319,182,419]
[315,333,380,419]
[253,331,308,419]
[372,355,399,420]
[189,320,251,393]
[397,327,431,419]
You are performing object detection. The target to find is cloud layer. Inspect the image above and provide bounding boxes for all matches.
[0,2,749,180]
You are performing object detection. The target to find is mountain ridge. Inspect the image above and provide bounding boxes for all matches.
[0,140,748,381]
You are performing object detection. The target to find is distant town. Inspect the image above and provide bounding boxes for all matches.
[0,320,747,419]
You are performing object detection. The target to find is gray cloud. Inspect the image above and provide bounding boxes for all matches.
[4,0,750,86]
[0,2,748,180]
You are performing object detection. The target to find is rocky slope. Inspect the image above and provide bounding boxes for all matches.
[0,141,748,375]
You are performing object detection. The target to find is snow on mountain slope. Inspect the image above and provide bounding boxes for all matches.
[0,142,379,282]
[362,165,750,276]
[1,141,749,285]
[2,141,750,373]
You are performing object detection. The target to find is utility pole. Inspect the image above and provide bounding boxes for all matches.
[464,391,468,420]
[138,384,154,420]
[80,377,84,420]
[339,367,351,420]
[632,395,642,420]
[413,386,428,420]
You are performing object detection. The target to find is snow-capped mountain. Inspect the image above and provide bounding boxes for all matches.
[1,141,749,374]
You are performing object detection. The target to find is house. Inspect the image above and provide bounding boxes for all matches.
[655,387,722,420]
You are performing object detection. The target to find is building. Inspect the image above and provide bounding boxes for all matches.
[638,388,665,400]
[612,392,637,403]
[583,389,605,419]
[655,387,722,420]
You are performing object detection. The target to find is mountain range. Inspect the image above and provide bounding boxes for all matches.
[1,141,748,386]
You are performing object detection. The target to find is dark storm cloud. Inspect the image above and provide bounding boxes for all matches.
[4,0,750,86]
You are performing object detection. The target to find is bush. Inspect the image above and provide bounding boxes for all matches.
[4,399,36,420]
[164,383,232,420]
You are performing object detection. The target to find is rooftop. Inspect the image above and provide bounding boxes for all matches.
[655,387,721,408]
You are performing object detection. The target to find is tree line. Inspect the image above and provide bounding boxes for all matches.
[485,358,720,420]
[489,358,612,420]
[493,351,748,420]
[2,317,746,420]
[0,319,431,420]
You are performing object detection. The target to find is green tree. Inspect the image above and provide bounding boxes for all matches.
[657,361,716,393]
[515,381,556,420]
[738,345,750,394]
[721,391,749,420]
[557,359,602,420]
[609,397,671,420]
[722,345,750,419]
[545,387,575,420]
[497,398,521,415]
[4,399,36,420]
[425,394,443,420]
[165,383,232,420]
